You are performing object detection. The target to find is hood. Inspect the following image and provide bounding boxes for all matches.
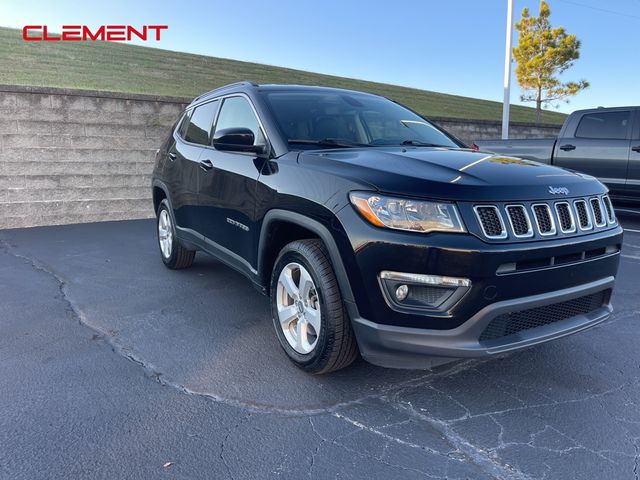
[299,147,606,202]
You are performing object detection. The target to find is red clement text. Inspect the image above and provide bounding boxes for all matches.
[22,25,168,41]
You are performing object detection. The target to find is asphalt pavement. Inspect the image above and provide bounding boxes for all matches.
[1,208,639,480]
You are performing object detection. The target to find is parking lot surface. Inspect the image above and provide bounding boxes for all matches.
[1,209,639,480]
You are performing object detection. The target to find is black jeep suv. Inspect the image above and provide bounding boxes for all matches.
[152,82,622,373]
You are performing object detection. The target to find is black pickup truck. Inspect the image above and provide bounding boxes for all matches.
[475,107,640,202]
[152,82,622,373]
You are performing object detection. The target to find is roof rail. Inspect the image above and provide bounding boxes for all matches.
[222,80,259,89]
[191,80,259,103]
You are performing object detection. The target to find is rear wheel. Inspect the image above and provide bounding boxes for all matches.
[270,239,358,374]
[157,199,195,269]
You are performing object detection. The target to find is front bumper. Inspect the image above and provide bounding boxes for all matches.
[333,205,622,369]
[352,276,613,369]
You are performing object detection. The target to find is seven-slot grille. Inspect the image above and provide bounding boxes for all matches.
[554,202,576,233]
[602,195,615,223]
[590,198,606,227]
[574,200,592,230]
[532,204,556,235]
[505,205,532,237]
[473,195,615,240]
[473,206,507,239]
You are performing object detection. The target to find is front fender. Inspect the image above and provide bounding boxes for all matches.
[257,209,360,320]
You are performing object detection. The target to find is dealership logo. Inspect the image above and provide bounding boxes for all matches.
[548,186,569,195]
[22,25,168,42]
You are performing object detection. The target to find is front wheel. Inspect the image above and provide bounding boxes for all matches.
[156,199,195,269]
[270,239,358,374]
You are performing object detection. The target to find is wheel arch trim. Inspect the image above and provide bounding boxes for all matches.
[151,179,173,214]
[258,210,358,314]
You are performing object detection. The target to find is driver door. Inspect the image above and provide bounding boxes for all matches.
[197,95,267,263]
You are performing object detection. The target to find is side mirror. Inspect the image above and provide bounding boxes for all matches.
[212,127,267,155]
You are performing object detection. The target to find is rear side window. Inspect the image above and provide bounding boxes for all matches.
[184,100,219,145]
[575,111,630,140]
[215,96,265,145]
[176,111,191,138]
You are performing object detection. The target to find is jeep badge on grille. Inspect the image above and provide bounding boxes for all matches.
[548,186,569,195]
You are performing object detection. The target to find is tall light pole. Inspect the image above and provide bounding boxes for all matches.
[502,0,514,139]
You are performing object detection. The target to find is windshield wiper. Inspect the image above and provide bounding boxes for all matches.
[287,138,365,148]
[401,140,449,147]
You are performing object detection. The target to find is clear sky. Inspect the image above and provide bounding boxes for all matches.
[1,0,638,113]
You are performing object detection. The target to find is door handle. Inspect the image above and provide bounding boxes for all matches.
[632,145,640,153]
[168,152,177,160]
[199,159,214,171]
[559,144,576,151]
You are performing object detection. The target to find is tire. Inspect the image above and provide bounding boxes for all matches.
[270,239,358,374]
[156,199,195,270]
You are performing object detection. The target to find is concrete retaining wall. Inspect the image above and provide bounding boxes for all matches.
[430,117,561,146]
[0,85,188,229]
[0,85,563,229]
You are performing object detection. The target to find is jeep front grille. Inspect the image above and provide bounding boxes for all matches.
[532,204,556,235]
[590,198,606,227]
[574,200,592,230]
[602,195,615,223]
[472,195,614,240]
[505,205,532,238]
[473,206,507,239]
[555,202,576,233]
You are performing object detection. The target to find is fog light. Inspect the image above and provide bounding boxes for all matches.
[395,284,409,301]
[379,270,471,312]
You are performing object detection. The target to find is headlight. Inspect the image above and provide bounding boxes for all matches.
[349,192,466,233]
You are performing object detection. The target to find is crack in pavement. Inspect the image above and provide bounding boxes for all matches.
[430,382,633,425]
[333,412,452,457]
[1,239,510,478]
[488,424,626,464]
[0,240,439,416]
[310,415,449,479]
[392,401,535,480]
[307,418,323,479]
[634,439,639,480]
[4,236,635,480]
[219,412,252,480]
[386,376,640,478]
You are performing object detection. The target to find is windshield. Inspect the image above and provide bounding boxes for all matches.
[262,91,460,149]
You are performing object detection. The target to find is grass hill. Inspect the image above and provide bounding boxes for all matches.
[0,27,565,123]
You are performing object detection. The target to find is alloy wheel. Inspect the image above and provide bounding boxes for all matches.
[158,209,173,259]
[276,262,321,354]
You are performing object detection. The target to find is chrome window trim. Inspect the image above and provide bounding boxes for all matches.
[554,201,577,234]
[504,204,534,238]
[182,92,272,155]
[531,203,557,236]
[574,199,593,231]
[473,205,508,240]
[177,98,221,146]
[173,109,192,140]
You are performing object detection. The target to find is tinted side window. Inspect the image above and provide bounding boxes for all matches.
[215,96,265,145]
[575,111,630,140]
[184,100,219,145]
[176,110,191,138]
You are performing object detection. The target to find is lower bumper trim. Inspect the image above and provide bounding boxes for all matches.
[352,276,614,369]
